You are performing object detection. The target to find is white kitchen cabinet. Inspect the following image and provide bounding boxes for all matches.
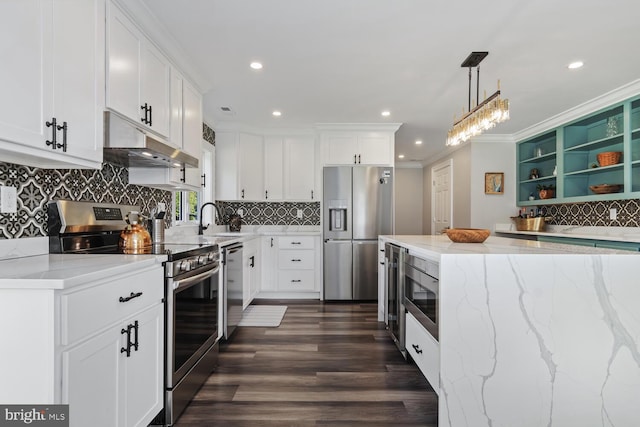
[405,311,439,394]
[284,136,317,200]
[215,131,239,200]
[0,263,164,427]
[0,0,104,169]
[238,133,265,200]
[128,69,203,190]
[242,237,260,309]
[264,136,284,200]
[259,235,321,297]
[107,0,170,138]
[321,132,393,165]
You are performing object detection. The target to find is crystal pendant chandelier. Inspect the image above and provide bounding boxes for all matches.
[446,52,509,146]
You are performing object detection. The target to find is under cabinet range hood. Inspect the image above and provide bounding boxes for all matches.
[103,111,198,168]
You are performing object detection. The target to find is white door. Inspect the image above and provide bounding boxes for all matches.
[432,160,453,234]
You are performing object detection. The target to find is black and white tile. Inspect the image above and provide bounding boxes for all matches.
[217,201,320,226]
[545,199,640,227]
[0,162,172,239]
[203,123,215,146]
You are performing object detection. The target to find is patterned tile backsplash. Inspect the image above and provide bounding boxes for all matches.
[544,199,640,227]
[0,162,172,239]
[217,201,320,226]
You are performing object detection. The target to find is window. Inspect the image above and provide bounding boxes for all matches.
[173,140,215,224]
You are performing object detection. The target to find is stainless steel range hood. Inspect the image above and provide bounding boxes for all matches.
[103,111,198,168]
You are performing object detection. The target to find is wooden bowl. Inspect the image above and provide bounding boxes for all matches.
[589,184,622,194]
[445,228,490,243]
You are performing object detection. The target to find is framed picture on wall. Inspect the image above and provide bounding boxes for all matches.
[485,172,504,194]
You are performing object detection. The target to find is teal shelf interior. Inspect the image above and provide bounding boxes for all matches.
[518,131,556,160]
[563,106,624,150]
[633,163,640,193]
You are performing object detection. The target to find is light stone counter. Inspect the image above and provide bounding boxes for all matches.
[380,234,640,427]
[495,223,640,244]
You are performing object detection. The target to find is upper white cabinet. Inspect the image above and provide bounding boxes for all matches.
[215,131,317,201]
[128,68,203,190]
[318,125,401,166]
[0,0,105,169]
[106,0,170,138]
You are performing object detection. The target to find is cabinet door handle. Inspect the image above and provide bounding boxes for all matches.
[140,103,149,124]
[291,279,301,283]
[241,189,245,199]
[291,259,301,262]
[250,255,255,268]
[379,262,385,265]
[201,174,206,187]
[148,104,152,126]
[132,320,139,352]
[358,154,361,164]
[311,190,314,199]
[180,168,186,183]
[265,190,268,199]
[45,118,57,150]
[270,237,274,247]
[119,291,143,303]
[353,154,357,164]
[412,344,423,354]
[120,324,133,357]
[56,121,68,152]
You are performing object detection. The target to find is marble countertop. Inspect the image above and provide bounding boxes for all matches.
[0,253,166,290]
[380,234,631,262]
[495,224,640,243]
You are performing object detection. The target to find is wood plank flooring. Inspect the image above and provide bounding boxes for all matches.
[175,301,438,426]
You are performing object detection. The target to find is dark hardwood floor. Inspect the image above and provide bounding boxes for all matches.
[176,300,438,427]
[175,301,438,426]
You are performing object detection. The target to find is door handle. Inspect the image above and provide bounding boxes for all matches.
[45,118,57,150]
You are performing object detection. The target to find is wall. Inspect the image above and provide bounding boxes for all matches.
[469,139,516,231]
[394,167,423,234]
[0,162,171,239]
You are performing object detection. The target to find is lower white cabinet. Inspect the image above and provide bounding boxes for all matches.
[405,311,440,394]
[0,263,164,427]
[243,237,260,309]
[260,234,320,296]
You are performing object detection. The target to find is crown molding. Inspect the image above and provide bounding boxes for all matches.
[315,123,403,133]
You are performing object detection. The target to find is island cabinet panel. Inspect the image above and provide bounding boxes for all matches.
[516,96,640,206]
[405,311,439,394]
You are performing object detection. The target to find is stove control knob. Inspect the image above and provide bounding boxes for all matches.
[198,255,207,265]
[179,260,191,272]
[207,252,215,261]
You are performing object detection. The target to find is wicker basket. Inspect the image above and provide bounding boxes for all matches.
[597,151,621,166]
[445,228,490,243]
[510,216,549,232]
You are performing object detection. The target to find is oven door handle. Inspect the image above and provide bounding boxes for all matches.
[172,266,219,291]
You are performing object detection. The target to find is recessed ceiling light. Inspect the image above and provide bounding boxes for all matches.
[415,140,423,145]
[272,111,282,117]
[381,111,391,117]
[250,62,263,70]
[398,154,405,159]
[568,61,584,69]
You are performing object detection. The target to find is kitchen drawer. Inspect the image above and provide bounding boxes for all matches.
[61,267,163,345]
[406,311,439,394]
[278,249,314,270]
[278,270,315,291]
[278,236,315,250]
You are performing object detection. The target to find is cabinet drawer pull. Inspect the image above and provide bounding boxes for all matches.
[412,344,423,354]
[119,291,143,303]
[291,241,301,245]
[291,279,301,283]
[45,118,57,149]
[291,259,301,262]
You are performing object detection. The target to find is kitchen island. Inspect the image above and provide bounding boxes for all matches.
[380,234,640,427]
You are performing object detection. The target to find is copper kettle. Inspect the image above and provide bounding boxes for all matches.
[118,211,152,254]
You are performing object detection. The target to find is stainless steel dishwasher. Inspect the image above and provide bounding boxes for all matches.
[222,243,243,339]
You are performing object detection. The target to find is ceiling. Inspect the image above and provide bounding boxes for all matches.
[135,0,640,165]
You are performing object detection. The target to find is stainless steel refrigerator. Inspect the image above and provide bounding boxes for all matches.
[323,166,393,300]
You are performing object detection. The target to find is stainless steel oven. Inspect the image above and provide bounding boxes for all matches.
[165,248,220,426]
[404,254,439,341]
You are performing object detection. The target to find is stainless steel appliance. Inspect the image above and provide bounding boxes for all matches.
[48,200,220,426]
[404,254,439,341]
[222,243,243,339]
[323,166,393,300]
[385,242,407,357]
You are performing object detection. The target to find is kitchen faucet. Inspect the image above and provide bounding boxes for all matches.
[198,202,224,235]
